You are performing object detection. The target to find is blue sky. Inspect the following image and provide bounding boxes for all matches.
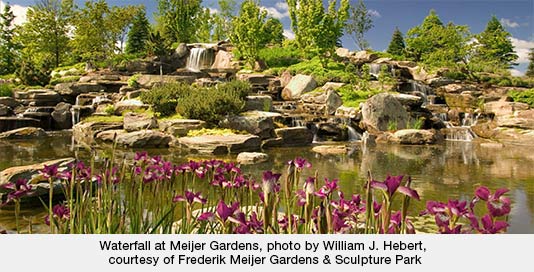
[2,0,534,74]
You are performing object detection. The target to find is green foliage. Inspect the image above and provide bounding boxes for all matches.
[104,105,116,115]
[141,81,250,124]
[287,0,349,64]
[128,73,141,88]
[0,84,13,97]
[408,117,424,130]
[346,0,374,50]
[230,0,269,69]
[140,82,192,117]
[15,60,51,86]
[125,7,150,55]
[405,10,471,68]
[16,0,74,69]
[526,48,534,77]
[258,43,301,68]
[83,115,124,123]
[337,83,382,108]
[286,57,355,85]
[212,0,237,41]
[387,27,406,57]
[157,0,203,44]
[263,17,285,45]
[187,128,242,137]
[49,76,80,85]
[387,120,398,131]
[508,89,534,107]
[196,7,214,42]
[473,16,518,69]
[0,4,17,75]
[146,30,168,57]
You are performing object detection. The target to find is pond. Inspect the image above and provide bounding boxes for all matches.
[1,134,533,233]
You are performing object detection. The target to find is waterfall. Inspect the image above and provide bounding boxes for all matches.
[347,125,361,141]
[291,117,306,127]
[369,63,382,78]
[186,48,215,72]
[461,113,480,127]
[71,107,80,126]
[445,127,476,142]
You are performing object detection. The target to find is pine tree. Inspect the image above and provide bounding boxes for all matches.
[526,48,534,77]
[476,15,518,68]
[387,27,405,57]
[126,8,150,55]
[0,4,17,75]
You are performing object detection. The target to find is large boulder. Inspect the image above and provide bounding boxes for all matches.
[361,93,409,131]
[483,100,529,117]
[264,127,314,148]
[392,129,441,145]
[299,89,343,115]
[351,51,379,64]
[0,158,75,201]
[115,130,172,148]
[497,109,534,130]
[211,50,237,70]
[15,89,61,107]
[281,74,317,100]
[245,95,273,112]
[335,48,352,58]
[123,112,158,132]
[51,102,73,129]
[160,119,206,137]
[220,111,280,139]
[0,127,47,140]
[176,134,261,155]
[114,99,150,115]
[0,104,10,116]
[312,145,350,155]
[236,152,269,164]
[391,93,423,108]
[54,82,105,97]
[73,121,123,146]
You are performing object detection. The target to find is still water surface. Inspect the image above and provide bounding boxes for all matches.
[1,134,533,233]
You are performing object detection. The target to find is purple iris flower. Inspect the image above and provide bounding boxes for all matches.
[134,151,149,162]
[45,204,70,226]
[216,200,240,223]
[173,190,207,205]
[262,171,281,194]
[40,164,59,179]
[474,186,511,217]
[288,157,312,170]
[371,175,420,200]
[197,212,215,222]
[1,179,33,204]
[314,178,338,199]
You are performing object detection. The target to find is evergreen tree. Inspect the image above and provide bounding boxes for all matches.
[346,0,373,50]
[0,4,17,75]
[16,0,74,68]
[405,10,470,67]
[126,7,151,55]
[475,15,518,68]
[526,48,534,77]
[386,27,405,57]
[263,17,284,45]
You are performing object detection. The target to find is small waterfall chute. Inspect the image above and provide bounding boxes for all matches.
[186,47,215,72]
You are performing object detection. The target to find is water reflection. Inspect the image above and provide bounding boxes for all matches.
[1,135,533,233]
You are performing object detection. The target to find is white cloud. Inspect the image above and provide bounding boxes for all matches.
[0,1,29,25]
[510,37,534,63]
[369,9,381,18]
[500,18,520,28]
[208,8,219,14]
[283,29,295,40]
[275,2,289,11]
[261,6,290,19]
[510,69,524,77]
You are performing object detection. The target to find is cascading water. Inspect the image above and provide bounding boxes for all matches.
[435,112,478,142]
[186,48,215,72]
[347,125,362,142]
[369,63,383,78]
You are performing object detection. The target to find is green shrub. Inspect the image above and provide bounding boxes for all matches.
[140,82,193,116]
[258,44,301,68]
[16,60,50,87]
[286,57,355,85]
[176,81,250,126]
[337,84,382,108]
[128,73,141,88]
[0,84,13,97]
[508,89,534,107]
[50,76,81,85]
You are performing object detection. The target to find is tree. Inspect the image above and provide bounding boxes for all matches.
[387,27,405,57]
[475,15,518,68]
[230,0,268,68]
[346,0,373,50]
[287,0,349,64]
[196,7,214,42]
[0,4,17,74]
[126,7,151,55]
[109,5,140,53]
[263,17,284,45]
[16,0,74,68]
[405,10,470,67]
[157,0,203,44]
[213,0,236,41]
[526,48,534,77]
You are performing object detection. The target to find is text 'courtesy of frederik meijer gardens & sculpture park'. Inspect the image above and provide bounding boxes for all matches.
[0,0,533,235]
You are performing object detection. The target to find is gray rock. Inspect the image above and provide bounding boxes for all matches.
[392,129,440,145]
[159,119,206,137]
[123,112,158,132]
[114,99,150,115]
[0,127,47,140]
[51,102,72,129]
[335,106,358,118]
[245,95,273,112]
[361,93,409,131]
[0,117,41,133]
[211,50,236,70]
[266,127,314,147]
[0,104,10,116]
[175,43,189,59]
[115,130,172,148]
[282,74,317,100]
[176,134,261,155]
[392,93,423,108]
[0,97,20,108]
[335,48,352,58]
[95,129,126,143]
[236,152,269,164]
[322,82,346,91]
[300,89,343,115]
[73,121,123,146]
[312,145,349,155]
[220,111,280,139]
